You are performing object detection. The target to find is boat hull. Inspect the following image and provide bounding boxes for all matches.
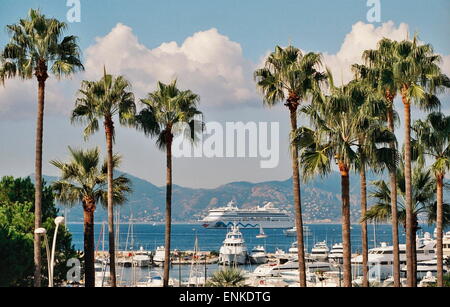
[250,255,268,265]
[219,253,247,265]
[202,220,293,229]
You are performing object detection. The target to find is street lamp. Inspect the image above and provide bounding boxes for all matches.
[34,227,51,287]
[34,216,65,287]
[50,216,65,287]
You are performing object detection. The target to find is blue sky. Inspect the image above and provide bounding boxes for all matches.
[1,0,450,188]
[2,0,449,58]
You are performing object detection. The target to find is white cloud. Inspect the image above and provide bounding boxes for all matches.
[323,21,410,85]
[83,24,257,107]
[0,77,78,120]
[1,21,449,120]
[0,24,257,120]
[441,54,450,77]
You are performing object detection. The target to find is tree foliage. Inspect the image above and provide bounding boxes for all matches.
[0,176,77,287]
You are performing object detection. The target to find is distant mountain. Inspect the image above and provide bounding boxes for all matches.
[38,171,377,224]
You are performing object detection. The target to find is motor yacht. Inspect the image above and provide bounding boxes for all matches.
[250,245,268,264]
[218,224,248,265]
[310,241,329,261]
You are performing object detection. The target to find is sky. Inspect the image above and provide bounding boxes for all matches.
[0,0,450,189]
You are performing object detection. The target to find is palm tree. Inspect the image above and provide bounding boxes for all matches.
[50,147,131,287]
[389,36,449,286]
[0,54,8,83]
[351,82,396,287]
[365,164,450,260]
[206,268,246,287]
[254,46,327,287]
[71,70,136,287]
[294,80,394,287]
[413,112,450,287]
[134,80,203,287]
[1,9,83,286]
[353,38,402,286]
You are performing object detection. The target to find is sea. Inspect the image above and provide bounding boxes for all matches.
[66,223,436,284]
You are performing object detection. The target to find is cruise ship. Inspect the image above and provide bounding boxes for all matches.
[200,201,293,229]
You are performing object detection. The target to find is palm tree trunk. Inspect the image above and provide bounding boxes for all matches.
[34,66,48,287]
[402,87,414,287]
[387,104,401,287]
[436,174,444,287]
[83,199,96,287]
[288,102,307,287]
[339,162,352,287]
[412,218,418,286]
[359,163,369,287]
[105,118,117,287]
[163,133,173,287]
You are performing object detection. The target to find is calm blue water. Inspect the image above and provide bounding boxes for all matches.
[66,223,438,283]
[66,223,436,254]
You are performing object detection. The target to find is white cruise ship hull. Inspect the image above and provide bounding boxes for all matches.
[202,220,293,229]
[200,201,293,229]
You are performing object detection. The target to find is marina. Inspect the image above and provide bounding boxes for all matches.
[68,223,450,287]
[1,0,450,293]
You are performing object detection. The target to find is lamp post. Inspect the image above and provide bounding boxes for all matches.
[34,228,51,287]
[50,216,65,287]
[34,216,65,287]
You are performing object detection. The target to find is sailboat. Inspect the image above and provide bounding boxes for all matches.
[256,224,268,239]
[188,234,206,287]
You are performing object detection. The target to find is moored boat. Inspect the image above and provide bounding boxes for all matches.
[250,245,268,264]
[219,224,248,265]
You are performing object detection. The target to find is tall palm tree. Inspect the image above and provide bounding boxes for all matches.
[413,112,450,287]
[390,36,449,286]
[351,81,396,287]
[1,9,83,286]
[353,38,402,286]
[134,80,203,287]
[50,147,131,287]
[365,164,450,261]
[254,46,327,287]
[71,70,136,287]
[294,81,394,287]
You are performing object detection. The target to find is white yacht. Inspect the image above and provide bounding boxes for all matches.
[328,243,344,264]
[352,232,436,281]
[284,227,297,237]
[219,225,248,265]
[288,241,299,255]
[253,258,333,278]
[133,246,152,267]
[310,242,329,261]
[418,271,437,287]
[153,246,166,266]
[200,201,293,229]
[250,246,268,264]
[283,226,312,237]
[401,258,449,279]
[443,231,450,258]
[382,276,408,287]
[136,273,178,287]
